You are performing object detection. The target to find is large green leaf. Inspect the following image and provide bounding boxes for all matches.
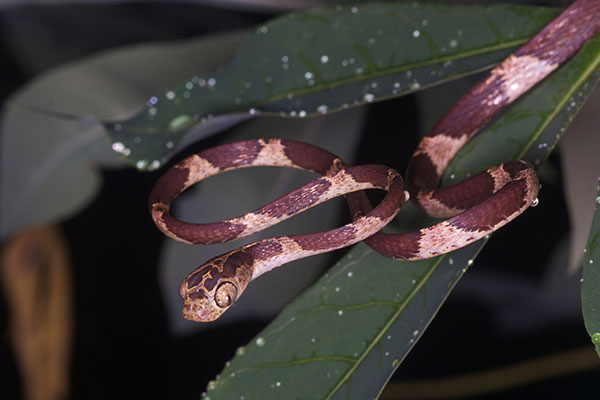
[106,2,560,169]
[582,185,600,358]
[0,31,250,238]
[201,21,600,400]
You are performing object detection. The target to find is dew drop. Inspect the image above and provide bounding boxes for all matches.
[335,287,340,292]
[531,198,539,207]
[259,26,268,34]
[413,330,419,337]
[317,105,329,114]
[111,142,130,156]
[393,82,400,89]
[148,107,157,116]
[298,110,307,118]
[320,55,329,63]
[338,310,343,316]
[590,259,594,264]
[168,114,194,131]
[392,358,400,367]
[592,332,600,344]
[148,160,161,171]
[207,380,217,390]
[236,346,246,356]
[136,160,147,169]
[248,108,258,116]
[304,71,314,80]
[448,257,454,265]
[256,337,266,347]
[351,6,358,13]
[347,271,353,278]
[276,381,281,387]
[166,91,176,100]
[363,93,375,102]
[409,81,421,90]
[421,19,428,26]
[467,259,474,266]
[311,337,316,343]
[413,30,420,38]
[595,196,600,204]
[449,39,458,48]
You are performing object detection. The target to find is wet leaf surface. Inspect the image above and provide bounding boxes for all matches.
[582,184,600,358]
[0,30,250,238]
[106,3,559,169]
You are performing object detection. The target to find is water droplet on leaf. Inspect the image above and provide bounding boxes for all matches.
[168,114,194,131]
[363,93,375,102]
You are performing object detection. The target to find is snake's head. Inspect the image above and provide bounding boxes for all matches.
[178,249,254,322]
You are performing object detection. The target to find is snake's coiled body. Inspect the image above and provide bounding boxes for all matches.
[149,0,600,322]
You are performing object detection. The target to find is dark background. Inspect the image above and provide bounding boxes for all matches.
[1,1,598,399]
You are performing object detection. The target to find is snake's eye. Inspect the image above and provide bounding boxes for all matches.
[214,282,238,308]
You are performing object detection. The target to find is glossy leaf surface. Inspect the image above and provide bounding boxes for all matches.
[582,184,600,358]
[106,3,560,169]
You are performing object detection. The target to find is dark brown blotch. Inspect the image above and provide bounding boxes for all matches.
[203,248,255,291]
[248,240,284,261]
[188,290,207,301]
[164,218,246,244]
[148,164,190,211]
[281,140,339,174]
[293,225,357,251]
[257,178,332,218]
[200,140,264,169]
[448,179,528,232]
[432,171,495,210]
[406,154,440,194]
[502,161,529,178]
[365,231,423,260]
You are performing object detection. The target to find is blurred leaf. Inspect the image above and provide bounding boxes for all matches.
[443,36,600,182]
[162,108,367,335]
[106,2,560,169]
[582,184,600,358]
[561,88,600,273]
[0,30,250,238]
[0,225,72,400]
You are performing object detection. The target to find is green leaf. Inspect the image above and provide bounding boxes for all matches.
[106,2,560,169]
[0,30,250,238]
[443,35,600,182]
[582,185,600,358]
[206,235,486,399]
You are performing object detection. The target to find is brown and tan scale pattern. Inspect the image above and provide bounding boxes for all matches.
[149,0,599,322]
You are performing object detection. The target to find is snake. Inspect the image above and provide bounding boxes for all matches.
[149,0,600,322]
